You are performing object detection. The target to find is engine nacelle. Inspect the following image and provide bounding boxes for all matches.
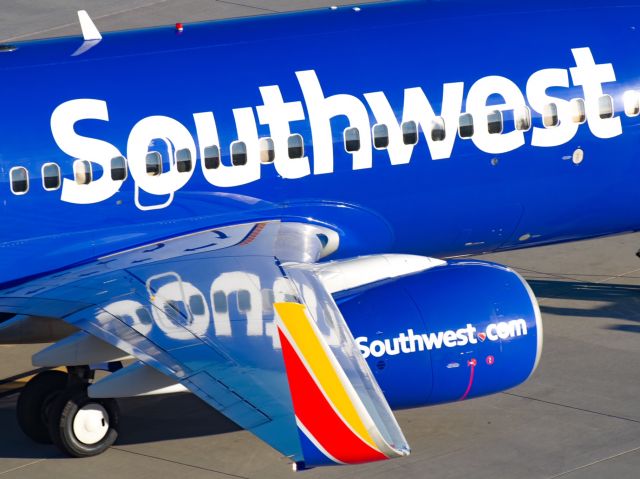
[340,260,542,410]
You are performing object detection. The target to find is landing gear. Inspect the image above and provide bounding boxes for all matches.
[16,370,68,444]
[16,366,119,457]
[47,387,119,457]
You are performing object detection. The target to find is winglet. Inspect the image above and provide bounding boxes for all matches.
[274,302,410,467]
[78,10,102,41]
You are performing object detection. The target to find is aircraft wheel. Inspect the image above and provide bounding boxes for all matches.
[48,386,119,457]
[16,370,68,444]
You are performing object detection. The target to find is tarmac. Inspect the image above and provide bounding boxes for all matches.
[1,2,640,478]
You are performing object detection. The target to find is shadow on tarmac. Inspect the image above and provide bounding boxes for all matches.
[528,279,640,333]
[0,393,241,459]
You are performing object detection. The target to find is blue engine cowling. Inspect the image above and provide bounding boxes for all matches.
[339,260,542,410]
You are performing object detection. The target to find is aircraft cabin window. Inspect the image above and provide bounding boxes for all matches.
[74,160,92,185]
[514,106,532,131]
[213,291,228,314]
[401,121,418,145]
[110,156,127,181]
[372,124,389,149]
[431,117,446,142]
[10,167,28,195]
[624,91,640,117]
[146,152,162,176]
[42,163,61,191]
[344,127,361,152]
[487,110,503,134]
[458,113,474,139]
[176,149,193,173]
[237,290,252,313]
[543,103,559,128]
[189,295,206,316]
[288,134,304,159]
[262,289,275,314]
[260,138,275,164]
[570,98,586,124]
[598,95,614,119]
[231,141,248,166]
[204,145,221,170]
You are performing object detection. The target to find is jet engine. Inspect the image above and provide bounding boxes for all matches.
[339,260,542,409]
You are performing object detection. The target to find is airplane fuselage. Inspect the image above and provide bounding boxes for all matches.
[2,0,640,286]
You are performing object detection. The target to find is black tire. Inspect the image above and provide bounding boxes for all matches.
[16,370,68,444]
[48,387,119,458]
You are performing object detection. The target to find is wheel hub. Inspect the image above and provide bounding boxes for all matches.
[72,403,109,445]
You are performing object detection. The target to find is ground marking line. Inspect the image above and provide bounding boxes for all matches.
[215,1,279,13]
[547,445,640,478]
[112,447,250,479]
[0,460,46,476]
[502,392,640,424]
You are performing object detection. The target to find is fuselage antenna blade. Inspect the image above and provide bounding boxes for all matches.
[78,10,102,41]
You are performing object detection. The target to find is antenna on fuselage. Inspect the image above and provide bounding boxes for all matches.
[72,10,102,56]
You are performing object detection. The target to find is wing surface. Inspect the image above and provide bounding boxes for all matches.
[0,221,409,467]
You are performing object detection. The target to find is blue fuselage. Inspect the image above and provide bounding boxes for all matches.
[2,0,640,286]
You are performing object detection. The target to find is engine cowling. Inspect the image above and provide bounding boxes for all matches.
[339,260,542,410]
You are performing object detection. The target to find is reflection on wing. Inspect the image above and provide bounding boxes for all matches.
[0,220,408,468]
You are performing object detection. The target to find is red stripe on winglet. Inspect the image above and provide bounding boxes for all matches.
[278,328,387,465]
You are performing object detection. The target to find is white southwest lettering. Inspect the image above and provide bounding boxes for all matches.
[193,109,261,188]
[404,83,465,160]
[422,330,445,350]
[51,48,622,209]
[570,47,622,139]
[527,68,578,147]
[51,99,124,204]
[257,85,311,179]
[356,320,528,359]
[127,115,197,198]
[297,70,373,173]
[466,75,526,154]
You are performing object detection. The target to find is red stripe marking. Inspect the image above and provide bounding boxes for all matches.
[238,223,266,246]
[278,328,388,465]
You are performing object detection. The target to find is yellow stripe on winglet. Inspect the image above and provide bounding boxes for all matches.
[274,302,377,450]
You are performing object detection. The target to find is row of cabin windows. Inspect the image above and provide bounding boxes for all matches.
[203,134,305,170]
[10,153,170,195]
[145,149,193,177]
[340,93,631,150]
[8,136,304,195]
[341,95,618,150]
[10,157,127,195]
[192,93,621,165]
[7,93,639,195]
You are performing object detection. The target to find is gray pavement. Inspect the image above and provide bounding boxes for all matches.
[1,2,640,478]
[2,232,640,478]
[0,0,386,43]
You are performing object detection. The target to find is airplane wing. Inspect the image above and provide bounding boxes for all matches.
[0,221,409,468]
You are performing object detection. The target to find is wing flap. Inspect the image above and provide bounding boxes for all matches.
[184,371,271,429]
[89,362,188,398]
